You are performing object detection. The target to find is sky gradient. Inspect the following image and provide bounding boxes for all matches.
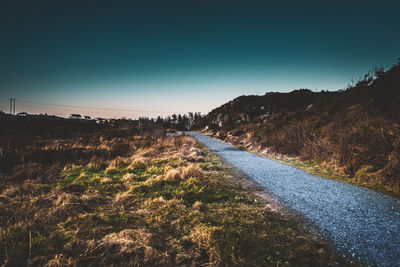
[1,0,399,118]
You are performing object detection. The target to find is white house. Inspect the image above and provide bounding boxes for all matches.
[69,114,82,119]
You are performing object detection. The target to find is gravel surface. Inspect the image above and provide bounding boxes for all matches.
[187,132,400,266]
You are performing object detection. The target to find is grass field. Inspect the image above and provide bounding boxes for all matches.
[0,119,353,266]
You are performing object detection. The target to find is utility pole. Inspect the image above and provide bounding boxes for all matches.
[9,98,16,115]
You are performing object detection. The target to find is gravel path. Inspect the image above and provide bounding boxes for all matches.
[187,132,400,266]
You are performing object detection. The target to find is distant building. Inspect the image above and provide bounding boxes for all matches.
[84,115,91,120]
[95,117,105,124]
[69,114,82,119]
[17,112,28,117]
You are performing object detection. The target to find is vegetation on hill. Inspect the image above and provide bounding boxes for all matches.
[197,61,400,196]
[0,120,352,266]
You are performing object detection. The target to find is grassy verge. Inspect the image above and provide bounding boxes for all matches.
[271,157,400,199]
[1,132,354,266]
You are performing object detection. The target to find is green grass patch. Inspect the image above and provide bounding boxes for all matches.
[58,166,127,193]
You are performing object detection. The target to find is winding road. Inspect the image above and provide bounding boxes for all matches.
[187,132,400,266]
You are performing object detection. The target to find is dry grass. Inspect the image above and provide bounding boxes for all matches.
[164,168,182,181]
[109,157,129,169]
[0,123,352,266]
[87,156,107,170]
[181,163,204,179]
[43,254,75,267]
[209,108,400,197]
[121,173,135,185]
[127,157,148,170]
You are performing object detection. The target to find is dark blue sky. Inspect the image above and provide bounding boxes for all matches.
[1,0,399,118]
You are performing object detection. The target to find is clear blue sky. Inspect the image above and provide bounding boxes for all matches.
[0,0,399,118]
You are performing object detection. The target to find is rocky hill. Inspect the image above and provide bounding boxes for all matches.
[197,61,400,196]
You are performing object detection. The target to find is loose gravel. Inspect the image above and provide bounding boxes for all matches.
[187,132,400,266]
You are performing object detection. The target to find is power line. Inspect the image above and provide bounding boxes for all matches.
[18,100,187,114]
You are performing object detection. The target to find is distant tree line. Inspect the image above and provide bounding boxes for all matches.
[139,112,203,131]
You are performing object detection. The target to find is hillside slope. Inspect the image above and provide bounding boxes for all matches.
[197,62,400,195]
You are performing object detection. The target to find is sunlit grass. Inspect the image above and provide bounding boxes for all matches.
[0,131,353,266]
